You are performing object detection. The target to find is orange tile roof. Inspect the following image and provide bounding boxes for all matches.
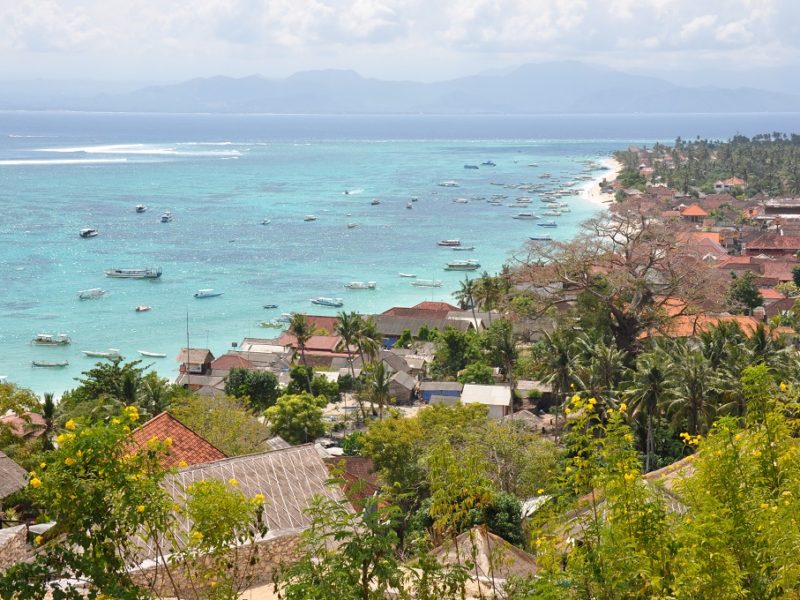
[643,315,763,339]
[759,288,786,300]
[129,412,226,468]
[412,301,460,312]
[277,333,343,352]
[688,231,721,244]
[304,315,340,335]
[210,353,256,371]
[680,203,708,217]
[0,411,46,438]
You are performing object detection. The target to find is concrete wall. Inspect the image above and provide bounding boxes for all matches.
[0,526,30,573]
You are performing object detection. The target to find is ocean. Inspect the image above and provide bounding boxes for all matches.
[3,111,800,394]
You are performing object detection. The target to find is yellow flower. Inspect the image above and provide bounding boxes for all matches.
[753,450,762,458]
[75,450,83,458]
[56,434,66,445]
[624,472,636,482]
[65,419,76,431]
[565,466,573,473]
[178,460,188,468]
[210,581,218,589]
[587,397,597,406]
[229,478,238,486]
[191,531,204,542]
[39,462,46,469]
[760,502,770,509]
[136,505,145,513]
[780,382,788,392]
[619,402,627,413]
[536,488,545,495]
[64,457,76,466]
[570,394,581,406]
[624,433,634,443]
[564,407,572,415]
[253,493,265,504]
[29,471,36,478]
[111,418,120,425]
[164,437,173,448]
[34,535,43,545]
[29,478,41,488]
[783,490,792,496]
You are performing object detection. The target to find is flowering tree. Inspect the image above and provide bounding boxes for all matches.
[0,406,267,600]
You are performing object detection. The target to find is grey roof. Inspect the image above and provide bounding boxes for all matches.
[515,380,553,393]
[163,444,348,536]
[266,436,291,450]
[419,381,463,392]
[390,370,417,391]
[373,315,472,337]
[177,348,214,364]
[429,394,460,406]
[0,451,27,499]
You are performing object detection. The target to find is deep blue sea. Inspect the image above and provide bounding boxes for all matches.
[3,111,800,394]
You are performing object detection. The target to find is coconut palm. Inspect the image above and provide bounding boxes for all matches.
[335,311,360,378]
[41,392,55,451]
[363,361,393,419]
[453,276,480,330]
[625,349,673,472]
[538,329,577,412]
[289,313,314,389]
[356,316,381,362]
[664,342,717,436]
[572,333,627,403]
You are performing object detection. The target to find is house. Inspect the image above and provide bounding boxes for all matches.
[388,371,417,405]
[0,451,27,504]
[136,444,351,595]
[679,203,708,223]
[642,314,768,339]
[381,301,459,320]
[209,353,256,373]
[129,412,227,469]
[714,176,746,192]
[744,233,800,258]
[460,384,513,419]
[177,348,214,375]
[276,333,349,368]
[373,315,472,348]
[0,411,46,439]
[419,381,463,402]
[174,372,226,394]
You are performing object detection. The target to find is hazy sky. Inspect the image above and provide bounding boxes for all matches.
[2,0,799,86]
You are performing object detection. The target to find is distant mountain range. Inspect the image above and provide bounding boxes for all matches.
[3,61,800,114]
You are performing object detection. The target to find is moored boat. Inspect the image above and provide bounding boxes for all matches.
[463,164,479,170]
[411,279,443,288]
[437,239,461,247]
[138,350,166,358]
[538,220,558,228]
[512,213,540,220]
[261,219,271,225]
[79,228,99,238]
[135,204,147,213]
[104,267,162,279]
[529,235,553,241]
[32,360,69,368]
[82,349,121,359]
[452,198,469,204]
[398,272,417,278]
[347,223,358,229]
[311,297,344,307]
[452,246,475,251]
[194,289,223,298]
[406,202,413,209]
[304,215,318,221]
[481,160,496,167]
[370,199,381,205]
[263,304,279,309]
[344,281,376,290]
[438,181,459,188]
[135,305,151,312]
[259,320,286,329]
[32,333,71,346]
[161,211,172,223]
[78,288,107,300]
[445,259,481,271]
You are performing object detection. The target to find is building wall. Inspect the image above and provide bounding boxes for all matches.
[0,526,30,573]
[421,389,461,402]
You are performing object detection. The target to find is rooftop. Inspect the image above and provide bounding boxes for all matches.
[461,384,513,407]
[129,412,227,468]
[0,451,27,499]
[177,348,214,364]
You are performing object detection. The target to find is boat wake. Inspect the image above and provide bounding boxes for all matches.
[0,158,128,166]
[35,143,242,158]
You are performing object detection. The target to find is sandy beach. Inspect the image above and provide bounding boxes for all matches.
[581,156,622,206]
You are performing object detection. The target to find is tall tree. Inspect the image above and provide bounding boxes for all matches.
[453,276,480,330]
[335,311,360,379]
[363,361,393,420]
[625,350,673,472]
[289,313,314,389]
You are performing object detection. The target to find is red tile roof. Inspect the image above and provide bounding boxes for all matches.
[129,412,226,468]
[277,333,343,352]
[382,306,453,319]
[412,301,460,312]
[210,353,256,371]
[722,176,746,186]
[747,234,800,251]
[304,315,340,335]
[0,412,45,438]
[643,315,764,339]
[680,204,708,217]
[759,288,786,300]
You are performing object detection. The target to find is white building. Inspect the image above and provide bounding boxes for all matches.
[460,384,513,419]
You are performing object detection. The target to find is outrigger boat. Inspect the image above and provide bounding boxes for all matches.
[32,360,69,368]
[138,350,166,358]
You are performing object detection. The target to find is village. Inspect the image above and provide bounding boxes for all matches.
[4,135,800,598]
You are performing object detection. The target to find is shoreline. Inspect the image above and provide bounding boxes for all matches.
[580,156,621,206]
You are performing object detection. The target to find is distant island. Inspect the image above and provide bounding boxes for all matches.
[3,61,800,114]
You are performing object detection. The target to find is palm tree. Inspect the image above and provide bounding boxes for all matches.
[335,311,360,379]
[453,276,480,330]
[364,361,393,419]
[289,313,314,389]
[41,392,55,451]
[474,271,500,325]
[356,316,381,362]
[573,334,627,403]
[626,350,672,472]
[664,343,717,436]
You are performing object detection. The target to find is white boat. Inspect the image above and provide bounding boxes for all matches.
[344,281,376,290]
[438,181,459,188]
[105,267,162,279]
[78,288,107,300]
[411,279,443,288]
[304,215,318,221]
[138,350,166,358]
[79,228,98,238]
[542,210,562,217]
[161,211,172,223]
[453,246,475,251]
[513,213,540,220]
[32,333,71,346]
[261,219,271,225]
[529,236,552,241]
[445,260,481,271]
[406,202,413,209]
[398,272,417,278]
[259,320,286,329]
[32,360,69,368]
[452,198,469,204]
[194,289,223,298]
[135,305,151,312]
[410,196,419,202]
[263,304,278,309]
[437,239,461,247]
[135,204,147,213]
[347,223,358,229]
[371,199,381,205]
[481,160,496,167]
[82,349,121,359]
[538,220,558,228]
[311,297,344,307]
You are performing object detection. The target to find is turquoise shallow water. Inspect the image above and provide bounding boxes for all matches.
[5,111,800,394]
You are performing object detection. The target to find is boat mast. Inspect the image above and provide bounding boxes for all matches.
[185,308,190,389]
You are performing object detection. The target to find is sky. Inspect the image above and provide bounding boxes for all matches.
[1,0,799,90]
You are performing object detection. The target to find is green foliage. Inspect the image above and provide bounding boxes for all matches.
[170,393,271,456]
[457,362,495,385]
[726,270,764,314]
[0,382,40,415]
[341,431,364,456]
[0,407,266,599]
[395,328,414,349]
[430,327,481,379]
[311,375,341,403]
[224,368,280,411]
[264,392,327,445]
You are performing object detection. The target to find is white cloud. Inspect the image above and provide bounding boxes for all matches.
[680,14,718,40]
